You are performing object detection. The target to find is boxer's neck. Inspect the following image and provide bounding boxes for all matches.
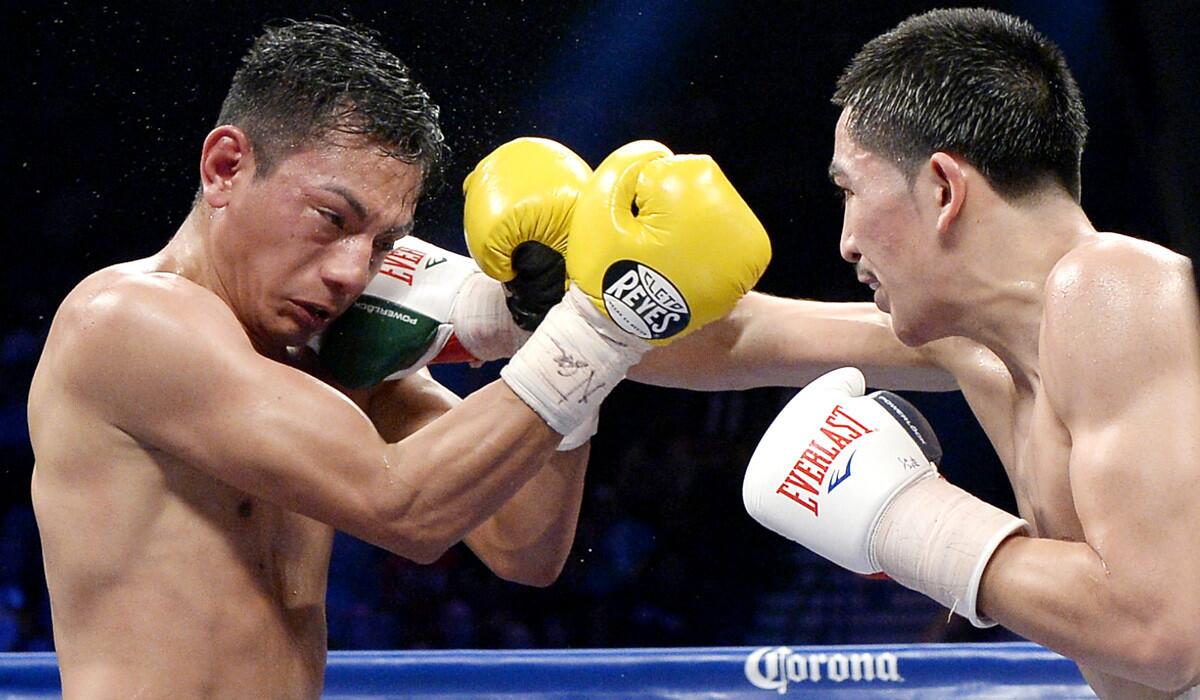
[941,195,1096,385]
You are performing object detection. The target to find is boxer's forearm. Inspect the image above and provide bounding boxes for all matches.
[630,293,958,392]
[344,348,587,579]
[373,382,562,563]
[979,536,1199,694]
[465,444,589,586]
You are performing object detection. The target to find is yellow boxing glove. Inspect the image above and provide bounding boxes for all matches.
[463,137,590,277]
[499,140,769,450]
[567,140,772,344]
[462,137,592,330]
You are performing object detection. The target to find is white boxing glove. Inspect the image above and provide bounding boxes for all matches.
[315,237,529,389]
[316,237,588,451]
[743,367,1028,627]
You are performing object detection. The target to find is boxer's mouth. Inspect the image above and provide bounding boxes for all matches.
[291,300,333,324]
[300,302,331,320]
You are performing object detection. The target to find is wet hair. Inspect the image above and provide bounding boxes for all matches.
[216,19,447,195]
[832,8,1088,202]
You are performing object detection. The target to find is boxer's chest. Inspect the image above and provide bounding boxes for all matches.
[955,347,1084,542]
[235,496,335,610]
[999,385,1083,541]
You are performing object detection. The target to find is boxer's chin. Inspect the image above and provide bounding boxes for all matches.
[873,286,890,313]
[888,305,946,348]
[881,295,921,346]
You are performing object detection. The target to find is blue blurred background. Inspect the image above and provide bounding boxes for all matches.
[1,0,1197,652]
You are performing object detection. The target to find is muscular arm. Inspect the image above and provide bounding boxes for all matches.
[630,292,959,392]
[978,244,1200,693]
[459,446,587,587]
[68,274,567,566]
[354,372,587,586]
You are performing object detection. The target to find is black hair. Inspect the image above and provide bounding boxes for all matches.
[833,8,1088,202]
[217,19,447,195]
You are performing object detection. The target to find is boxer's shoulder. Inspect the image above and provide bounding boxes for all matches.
[41,262,250,413]
[1046,232,1191,308]
[56,260,242,347]
[1039,232,1198,417]
[1040,233,1194,357]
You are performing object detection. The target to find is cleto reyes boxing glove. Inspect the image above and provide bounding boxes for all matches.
[743,367,1028,627]
[567,140,772,344]
[499,140,772,444]
[463,137,591,330]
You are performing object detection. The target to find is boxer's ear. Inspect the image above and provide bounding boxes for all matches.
[199,125,254,209]
[928,151,966,237]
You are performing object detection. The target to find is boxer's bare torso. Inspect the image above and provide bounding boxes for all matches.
[938,235,1200,699]
[636,232,1200,698]
[30,261,334,699]
[931,331,1082,544]
[28,251,579,698]
[27,128,597,698]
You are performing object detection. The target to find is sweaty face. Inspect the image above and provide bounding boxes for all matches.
[829,109,943,345]
[211,138,422,351]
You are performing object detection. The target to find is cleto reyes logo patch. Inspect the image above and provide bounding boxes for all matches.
[602,261,690,340]
[774,404,874,517]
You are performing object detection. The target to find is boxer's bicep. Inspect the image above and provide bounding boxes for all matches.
[1041,246,1200,684]
[1054,360,1200,687]
[629,292,958,391]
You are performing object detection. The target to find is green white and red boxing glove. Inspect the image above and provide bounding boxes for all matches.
[314,236,538,389]
[743,367,1028,627]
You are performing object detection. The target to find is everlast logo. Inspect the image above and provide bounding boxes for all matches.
[601,261,690,340]
[774,405,873,517]
[745,646,902,692]
[378,245,447,286]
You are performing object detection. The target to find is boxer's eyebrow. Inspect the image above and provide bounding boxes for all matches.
[321,184,412,238]
[320,184,368,222]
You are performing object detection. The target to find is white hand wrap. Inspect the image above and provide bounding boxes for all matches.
[501,284,649,437]
[456,277,598,451]
[557,412,599,452]
[873,475,1028,627]
[449,273,531,362]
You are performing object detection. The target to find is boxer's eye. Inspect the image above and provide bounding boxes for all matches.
[373,236,399,253]
[319,209,346,230]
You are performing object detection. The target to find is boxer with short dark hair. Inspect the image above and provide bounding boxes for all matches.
[636,8,1200,699]
[27,18,771,699]
[217,20,446,186]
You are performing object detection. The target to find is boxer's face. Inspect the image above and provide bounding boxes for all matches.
[831,109,946,345]
[212,134,421,350]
